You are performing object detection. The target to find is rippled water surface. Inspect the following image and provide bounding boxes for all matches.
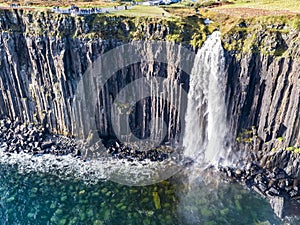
[0,161,294,225]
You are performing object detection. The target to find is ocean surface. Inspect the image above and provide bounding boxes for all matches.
[0,159,291,225]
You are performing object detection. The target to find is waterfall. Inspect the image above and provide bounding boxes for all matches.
[183,31,230,165]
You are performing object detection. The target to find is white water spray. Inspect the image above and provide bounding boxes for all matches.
[183,31,230,165]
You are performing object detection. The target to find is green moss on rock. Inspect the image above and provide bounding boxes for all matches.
[1,9,216,49]
[222,15,300,58]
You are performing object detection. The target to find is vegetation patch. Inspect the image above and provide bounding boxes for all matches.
[2,1,300,55]
[236,128,254,143]
[217,0,300,14]
[8,9,215,48]
[112,5,170,17]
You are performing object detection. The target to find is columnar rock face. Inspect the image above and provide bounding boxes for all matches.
[0,10,193,144]
[224,29,300,178]
[0,9,300,176]
[226,53,300,148]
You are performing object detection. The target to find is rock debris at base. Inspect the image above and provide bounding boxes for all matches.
[0,118,173,162]
[219,163,300,218]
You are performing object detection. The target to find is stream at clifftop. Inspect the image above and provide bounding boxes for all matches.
[0,162,291,225]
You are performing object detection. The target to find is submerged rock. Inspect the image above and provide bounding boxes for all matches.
[219,162,300,219]
[152,191,161,210]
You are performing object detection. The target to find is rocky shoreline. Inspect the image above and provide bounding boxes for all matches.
[1,117,300,218]
[106,142,173,162]
[0,118,174,163]
[0,118,82,157]
[219,163,300,218]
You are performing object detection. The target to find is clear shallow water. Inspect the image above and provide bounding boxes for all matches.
[0,162,290,225]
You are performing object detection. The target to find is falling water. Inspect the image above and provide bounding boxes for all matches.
[183,31,230,165]
[178,31,232,224]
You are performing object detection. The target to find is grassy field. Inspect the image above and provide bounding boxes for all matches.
[112,5,171,17]
[214,0,300,16]
[0,0,170,17]
[163,0,300,19]
[162,4,197,17]
[222,0,300,12]
[0,0,118,8]
[1,0,299,19]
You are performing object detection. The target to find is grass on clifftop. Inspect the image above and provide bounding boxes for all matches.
[2,0,300,55]
[221,0,300,13]
[0,0,118,8]
[112,5,171,17]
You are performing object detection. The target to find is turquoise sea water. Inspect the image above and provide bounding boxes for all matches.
[0,161,292,225]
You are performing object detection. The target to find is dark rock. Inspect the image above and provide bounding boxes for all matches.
[266,187,280,197]
[0,118,82,157]
[273,168,288,179]
[252,185,265,196]
[257,183,268,193]
[238,21,247,28]
[289,189,299,198]
[278,179,286,190]
[75,149,81,157]
[41,141,54,150]
[104,140,173,162]
[245,177,254,187]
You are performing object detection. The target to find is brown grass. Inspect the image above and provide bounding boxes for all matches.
[162,6,197,17]
[211,7,300,18]
[0,0,118,8]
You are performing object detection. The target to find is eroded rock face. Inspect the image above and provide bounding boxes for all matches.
[0,9,299,183]
[226,53,300,148]
[225,51,300,178]
[223,33,300,213]
[0,10,193,144]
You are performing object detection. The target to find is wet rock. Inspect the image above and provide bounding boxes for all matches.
[105,141,173,162]
[74,149,81,157]
[0,118,82,158]
[152,191,161,210]
[270,196,285,218]
[41,140,54,150]
[266,187,280,197]
[289,189,298,198]
[278,179,286,190]
[252,185,265,196]
[219,161,300,218]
